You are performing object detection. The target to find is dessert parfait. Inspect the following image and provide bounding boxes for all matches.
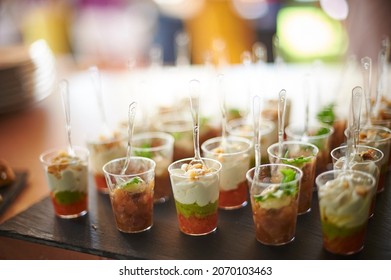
[132,132,174,203]
[268,141,318,214]
[316,170,376,255]
[201,136,252,209]
[168,158,222,236]
[40,147,89,218]
[331,145,383,218]
[246,164,302,245]
[103,156,155,233]
[87,130,126,193]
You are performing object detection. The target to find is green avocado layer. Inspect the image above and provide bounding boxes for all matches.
[321,219,366,240]
[175,200,218,218]
[54,191,85,205]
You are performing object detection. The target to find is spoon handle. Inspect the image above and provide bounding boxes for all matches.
[121,102,137,175]
[218,74,228,147]
[277,89,287,158]
[360,57,372,125]
[59,79,75,157]
[89,66,111,134]
[189,79,202,161]
[351,86,363,152]
[252,95,261,168]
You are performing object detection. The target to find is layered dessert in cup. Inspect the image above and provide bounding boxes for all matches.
[103,156,155,233]
[40,147,89,219]
[132,132,174,203]
[331,145,383,218]
[201,136,252,209]
[345,125,391,192]
[267,141,318,215]
[285,123,334,175]
[227,118,275,165]
[168,158,222,236]
[316,169,376,255]
[86,131,126,194]
[153,113,194,161]
[246,164,302,245]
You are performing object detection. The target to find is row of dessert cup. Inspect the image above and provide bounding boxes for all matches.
[39,121,391,256]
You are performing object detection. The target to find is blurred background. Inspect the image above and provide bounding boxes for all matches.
[1,0,390,69]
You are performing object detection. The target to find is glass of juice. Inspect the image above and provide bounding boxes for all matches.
[316,169,376,255]
[168,157,222,236]
[246,164,302,245]
[132,132,174,203]
[103,156,155,233]
[86,130,126,194]
[40,146,89,219]
[201,136,252,209]
[331,144,383,218]
[267,141,318,215]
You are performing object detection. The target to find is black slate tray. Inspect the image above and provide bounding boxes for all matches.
[0,174,390,260]
[0,171,28,216]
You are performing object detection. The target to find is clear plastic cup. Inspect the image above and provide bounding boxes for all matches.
[40,146,89,219]
[316,169,376,255]
[267,141,318,215]
[168,157,222,236]
[246,164,302,245]
[201,136,252,209]
[103,156,155,233]
[132,132,174,203]
[86,131,126,194]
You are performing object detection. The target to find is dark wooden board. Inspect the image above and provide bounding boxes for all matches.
[0,174,390,260]
[0,171,28,216]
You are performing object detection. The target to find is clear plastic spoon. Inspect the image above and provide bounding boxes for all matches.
[344,86,363,170]
[302,73,311,142]
[120,102,137,175]
[89,66,111,136]
[188,79,206,168]
[218,74,229,150]
[59,79,75,157]
[277,89,287,159]
[360,57,372,125]
[251,95,262,187]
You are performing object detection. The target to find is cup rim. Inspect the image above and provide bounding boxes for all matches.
[102,156,156,177]
[227,118,275,136]
[246,163,303,188]
[201,136,253,156]
[39,146,89,165]
[330,144,384,163]
[344,125,391,143]
[168,157,222,178]
[267,140,319,161]
[132,131,175,152]
[315,169,376,189]
[285,123,334,140]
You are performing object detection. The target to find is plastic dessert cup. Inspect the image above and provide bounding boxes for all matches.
[285,123,334,175]
[246,164,302,245]
[40,146,89,219]
[201,136,252,209]
[316,169,376,255]
[331,145,383,218]
[103,156,155,233]
[132,132,174,203]
[168,158,222,236]
[154,113,194,161]
[344,125,391,193]
[227,118,275,165]
[86,131,126,194]
[267,141,318,215]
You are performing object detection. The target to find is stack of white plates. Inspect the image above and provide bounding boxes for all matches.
[0,40,56,114]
